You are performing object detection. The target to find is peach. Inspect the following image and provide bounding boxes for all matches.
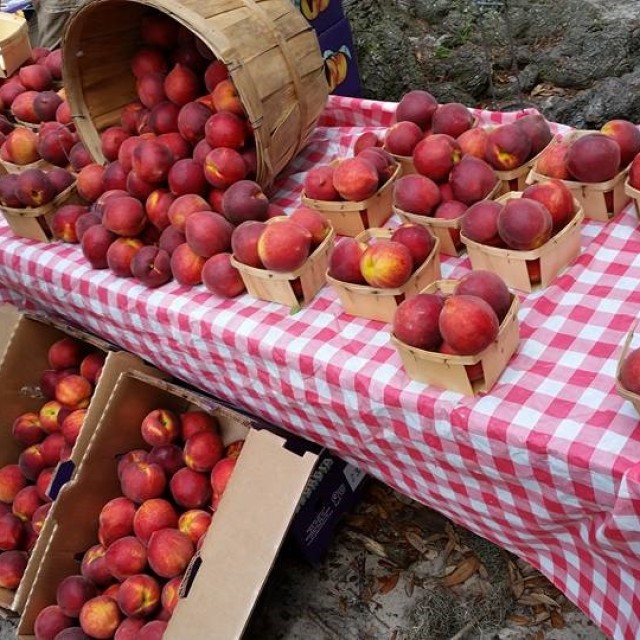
[210,456,237,505]
[358,147,396,184]
[180,410,219,439]
[145,188,175,231]
[457,127,490,159]
[19,63,52,91]
[440,341,484,382]
[39,399,66,433]
[119,102,145,134]
[204,111,246,149]
[0,550,27,589]
[629,153,640,190]
[35,467,55,501]
[360,240,413,288]
[131,246,173,288]
[328,237,367,284]
[79,595,122,639]
[117,573,161,618]
[203,147,247,188]
[184,430,224,472]
[48,166,75,195]
[170,467,212,509]
[303,165,340,201]
[137,72,167,109]
[221,179,268,225]
[132,139,174,184]
[141,11,179,48]
[148,100,180,134]
[117,136,141,172]
[178,509,212,545]
[77,163,106,203]
[449,155,497,205]
[514,113,552,157]
[18,445,46,481]
[202,253,246,298]
[395,90,438,130]
[57,575,99,618]
[2,126,39,165]
[353,131,382,155]
[55,100,73,127]
[12,411,45,446]
[431,102,474,138]
[146,444,184,476]
[521,179,574,231]
[115,617,145,640]
[601,119,640,167]
[0,79,26,108]
[454,270,511,322]
[193,138,213,165]
[98,161,126,193]
[159,224,186,255]
[137,620,168,639]
[566,133,621,182]
[34,604,74,640]
[231,220,266,267]
[257,220,312,271]
[16,168,56,207]
[204,59,229,92]
[68,142,93,173]
[185,211,233,258]
[0,173,21,207]
[41,432,67,466]
[498,198,553,250]
[12,485,43,522]
[80,544,112,586]
[157,131,191,161]
[140,408,180,447]
[80,351,106,385]
[126,170,156,200]
[133,498,179,544]
[392,292,444,351]
[117,449,148,480]
[439,295,499,355]
[102,195,147,237]
[131,47,168,78]
[99,126,128,162]
[104,535,148,581]
[49,337,83,370]
[413,134,461,183]
[485,123,532,170]
[620,346,640,394]
[390,223,435,270]
[333,157,379,201]
[176,101,211,143]
[212,78,244,116]
[120,460,166,504]
[54,374,92,409]
[33,90,63,122]
[393,174,441,215]
[460,200,503,247]
[51,628,90,639]
[11,90,40,123]
[147,528,194,578]
[81,224,117,269]
[383,120,423,157]
[167,158,207,196]
[164,63,200,106]
[171,242,206,284]
[290,206,331,246]
[52,205,88,243]
[31,501,52,534]
[106,237,144,278]
[160,575,182,615]
[98,497,136,547]
[37,128,75,167]
[0,513,24,550]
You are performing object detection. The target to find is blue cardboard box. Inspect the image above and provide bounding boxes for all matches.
[317,17,363,98]
[292,0,344,36]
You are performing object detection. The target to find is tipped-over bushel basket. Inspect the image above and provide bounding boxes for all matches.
[61,0,328,188]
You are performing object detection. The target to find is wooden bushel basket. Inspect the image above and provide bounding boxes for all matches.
[61,0,328,188]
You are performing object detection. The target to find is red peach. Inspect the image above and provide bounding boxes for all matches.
[170,242,206,286]
[12,485,42,522]
[497,198,553,250]
[534,141,569,180]
[133,498,179,544]
[333,157,379,201]
[449,155,497,205]
[167,194,211,234]
[257,220,312,271]
[210,456,237,505]
[126,170,158,200]
[290,206,331,246]
[80,544,112,586]
[55,374,92,408]
[104,536,148,581]
[141,12,179,49]
[147,444,185,475]
[439,295,499,355]
[359,240,414,288]
[157,131,192,161]
[148,100,180,135]
[41,432,66,466]
[131,246,173,288]
[52,205,88,243]
[145,188,176,231]
[230,220,266,267]
[389,223,435,270]
[158,225,186,255]
[119,460,166,504]
[114,617,145,640]
[117,573,161,618]
[457,127,490,159]
[180,410,219,439]
[147,528,194,578]
[81,224,117,269]
[167,158,207,196]
[160,575,182,615]
[106,237,144,278]
[36,467,55,501]
[185,211,233,258]
[12,411,45,445]
[383,120,423,157]
[176,101,211,144]
[137,72,167,109]
[184,430,224,472]
[170,467,212,509]
[395,90,438,130]
[514,113,553,157]
[393,174,441,215]
[140,408,180,447]
[521,178,575,231]
[79,595,122,639]
[303,165,340,201]
[31,501,51,534]
[34,604,74,640]
[460,200,504,247]
[484,123,532,170]
[0,513,24,550]
[80,352,105,385]
[131,47,168,78]
[202,252,246,298]
[204,111,246,149]
[57,575,99,618]
[137,620,168,639]
[98,496,136,547]
[18,444,47,481]
[413,133,461,182]
[454,270,512,322]
[211,78,244,116]
[2,126,39,165]
[76,163,106,203]
[353,131,382,155]
[132,139,174,184]
[431,102,474,138]
[566,133,621,182]
[102,196,148,237]
[601,118,640,167]
[327,237,367,284]
[164,63,200,106]
[203,147,247,188]
[100,127,129,162]
[0,550,27,589]
[221,179,269,225]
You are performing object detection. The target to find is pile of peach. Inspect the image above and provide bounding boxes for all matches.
[0,337,105,592]
[0,166,74,210]
[536,120,640,183]
[31,407,242,639]
[328,222,434,289]
[392,270,512,379]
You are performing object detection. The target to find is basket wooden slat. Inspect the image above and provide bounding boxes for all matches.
[62,0,328,188]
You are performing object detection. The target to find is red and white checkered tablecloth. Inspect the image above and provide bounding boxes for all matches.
[1,95,639,639]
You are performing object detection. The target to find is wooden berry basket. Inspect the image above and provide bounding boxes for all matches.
[526,131,630,221]
[301,161,401,237]
[1,181,78,242]
[393,179,502,257]
[460,191,584,293]
[0,157,51,175]
[623,178,640,219]
[62,0,327,189]
[384,151,415,177]
[0,13,32,78]
[616,321,640,414]
[230,224,335,310]
[325,227,441,324]
[390,279,520,395]
[494,138,553,196]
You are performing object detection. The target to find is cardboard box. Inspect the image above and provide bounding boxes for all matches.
[0,307,160,615]
[317,18,363,98]
[17,370,363,639]
[292,0,344,35]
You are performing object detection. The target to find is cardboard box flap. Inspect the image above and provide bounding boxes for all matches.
[165,428,318,640]
[0,304,21,357]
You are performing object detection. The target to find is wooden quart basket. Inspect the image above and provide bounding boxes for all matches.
[391,279,520,395]
[460,192,584,293]
[61,0,328,188]
[301,161,400,237]
[624,178,640,219]
[326,227,441,324]
[230,222,335,310]
[526,131,630,221]
[616,320,640,414]
[0,13,31,79]
[494,137,553,196]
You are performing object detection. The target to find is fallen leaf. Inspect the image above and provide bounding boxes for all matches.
[403,573,415,598]
[550,609,565,628]
[442,556,480,587]
[404,530,429,555]
[508,614,532,625]
[377,573,400,595]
